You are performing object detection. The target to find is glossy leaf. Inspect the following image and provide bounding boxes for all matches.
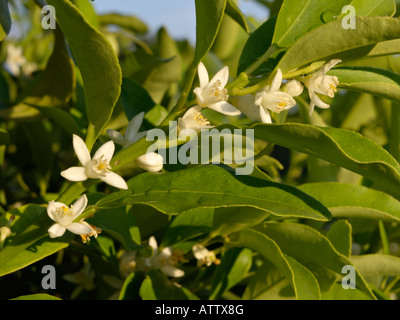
[139,269,199,300]
[46,0,122,146]
[194,0,228,64]
[210,247,252,299]
[351,254,400,277]
[272,0,350,49]
[239,228,321,300]
[299,182,400,222]
[0,0,11,41]
[330,67,400,104]
[277,17,400,74]
[0,204,73,277]
[95,165,332,221]
[253,123,400,197]
[258,222,375,299]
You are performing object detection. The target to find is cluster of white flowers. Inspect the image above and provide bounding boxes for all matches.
[4,44,37,77]
[178,59,341,130]
[118,238,220,279]
[236,59,342,122]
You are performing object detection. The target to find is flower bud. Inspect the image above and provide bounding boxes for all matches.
[282,80,304,97]
[135,152,164,172]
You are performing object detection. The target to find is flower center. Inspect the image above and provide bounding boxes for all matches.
[209,80,228,102]
[329,84,337,92]
[92,156,111,177]
[56,205,73,217]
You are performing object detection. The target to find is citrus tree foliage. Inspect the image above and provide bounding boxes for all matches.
[1,0,400,300]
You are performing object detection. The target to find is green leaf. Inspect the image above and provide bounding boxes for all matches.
[277,16,400,75]
[139,270,199,300]
[0,204,74,277]
[119,272,145,300]
[237,17,277,74]
[95,165,332,222]
[46,0,122,147]
[299,182,400,222]
[161,208,214,247]
[351,254,400,277]
[340,0,396,18]
[326,220,352,257]
[239,229,321,300]
[0,0,11,41]
[194,0,228,65]
[28,104,82,137]
[211,207,271,238]
[11,294,62,300]
[99,13,148,34]
[329,67,400,104]
[258,222,376,299]
[0,128,9,145]
[225,0,254,33]
[321,283,372,300]
[210,247,253,299]
[88,206,141,252]
[253,123,400,197]
[272,0,350,49]
[120,78,156,122]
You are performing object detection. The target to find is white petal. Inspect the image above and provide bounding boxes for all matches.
[193,87,205,106]
[320,59,342,74]
[73,134,91,166]
[101,171,128,189]
[309,102,316,116]
[106,129,125,146]
[48,223,66,238]
[125,112,145,142]
[270,69,283,92]
[197,62,209,89]
[71,195,88,218]
[148,236,158,253]
[61,167,88,182]
[93,140,115,163]
[310,91,330,110]
[161,265,185,278]
[47,201,67,222]
[67,222,94,235]
[208,101,241,116]
[192,244,209,260]
[259,106,272,124]
[209,65,229,89]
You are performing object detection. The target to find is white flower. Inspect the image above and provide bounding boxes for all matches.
[119,251,138,277]
[61,134,128,190]
[106,112,148,149]
[232,94,272,124]
[4,44,27,76]
[178,105,214,133]
[302,59,341,115]
[63,258,95,299]
[47,194,94,239]
[193,62,241,116]
[144,236,185,278]
[4,44,37,77]
[192,244,220,267]
[255,69,297,114]
[0,226,12,250]
[135,152,164,172]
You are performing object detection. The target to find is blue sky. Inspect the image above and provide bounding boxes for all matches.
[92,0,268,42]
